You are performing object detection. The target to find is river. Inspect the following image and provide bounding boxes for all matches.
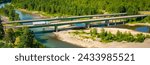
[0,3,80,48]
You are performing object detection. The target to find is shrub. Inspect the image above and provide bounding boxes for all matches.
[135,33,146,42]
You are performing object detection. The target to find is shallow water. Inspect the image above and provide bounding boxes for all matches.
[1,3,149,48]
[107,25,150,33]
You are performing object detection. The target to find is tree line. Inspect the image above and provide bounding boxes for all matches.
[11,0,150,16]
[0,18,45,48]
[71,28,150,43]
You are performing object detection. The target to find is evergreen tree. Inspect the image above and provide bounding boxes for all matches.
[4,28,16,43]
[21,28,35,48]
[0,18,4,40]
[127,6,139,15]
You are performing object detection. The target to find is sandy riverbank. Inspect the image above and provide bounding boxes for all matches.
[126,23,150,26]
[54,28,150,48]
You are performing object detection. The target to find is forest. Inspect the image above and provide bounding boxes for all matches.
[0,18,45,48]
[11,0,150,16]
[0,5,20,21]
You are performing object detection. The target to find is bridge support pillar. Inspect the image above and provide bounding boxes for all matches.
[123,21,125,25]
[114,20,117,25]
[43,28,45,31]
[54,26,58,32]
[141,17,144,20]
[123,20,125,25]
[105,20,110,26]
[85,23,90,28]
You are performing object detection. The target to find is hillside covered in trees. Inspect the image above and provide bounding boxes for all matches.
[12,0,150,16]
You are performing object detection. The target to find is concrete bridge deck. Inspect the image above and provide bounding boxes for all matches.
[4,14,148,32]
[2,13,127,24]
[13,15,146,28]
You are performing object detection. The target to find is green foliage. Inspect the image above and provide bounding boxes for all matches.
[0,19,4,40]
[0,5,20,21]
[15,27,45,48]
[4,28,16,43]
[90,28,98,37]
[123,32,135,42]
[146,34,150,38]
[127,6,139,15]
[101,31,114,43]
[141,16,150,23]
[11,0,150,16]
[135,33,146,42]
[99,30,149,43]
[0,27,45,48]
[98,28,106,38]
[72,29,150,43]
[21,27,34,48]
[14,28,23,37]
[0,42,13,48]
[115,30,123,42]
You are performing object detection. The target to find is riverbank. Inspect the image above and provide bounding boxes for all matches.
[17,9,49,19]
[139,11,150,15]
[126,23,150,26]
[54,28,150,48]
[18,9,71,19]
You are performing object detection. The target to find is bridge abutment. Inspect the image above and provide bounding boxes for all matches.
[114,20,117,25]
[54,26,58,32]
[85,23,91,28]
[105,20,110,26]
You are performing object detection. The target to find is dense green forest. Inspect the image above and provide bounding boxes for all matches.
[12,0,150,16]
[0,18,45,48]
[0,5,20,21]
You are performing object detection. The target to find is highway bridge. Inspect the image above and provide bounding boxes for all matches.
[2,13,126,24]
[9,15,147,32]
